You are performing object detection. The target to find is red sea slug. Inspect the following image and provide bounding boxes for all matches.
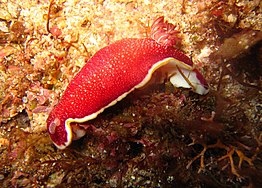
[47,17,209,149]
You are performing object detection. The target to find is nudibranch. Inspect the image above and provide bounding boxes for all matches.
[47,17,209,149]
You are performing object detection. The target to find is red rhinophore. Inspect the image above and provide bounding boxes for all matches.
[47,17,209,149]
